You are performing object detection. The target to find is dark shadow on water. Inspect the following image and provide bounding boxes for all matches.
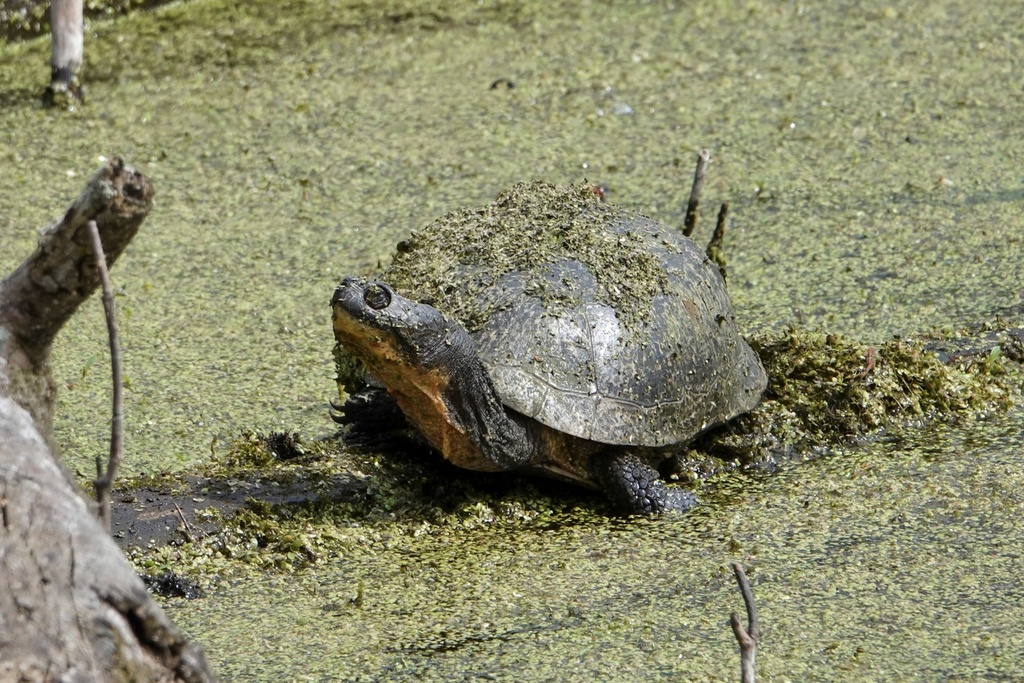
[110,469,369,549]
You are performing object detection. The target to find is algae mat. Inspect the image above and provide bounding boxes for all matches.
[168,412,1024,681]
[1,0,1023,680]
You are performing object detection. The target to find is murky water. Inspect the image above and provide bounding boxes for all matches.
[1,0,1022,679]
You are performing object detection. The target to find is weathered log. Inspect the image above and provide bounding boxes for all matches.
[0,157,217,682]
[0,397,214,682]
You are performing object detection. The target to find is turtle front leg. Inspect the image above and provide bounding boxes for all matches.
[593,452,697,514]
[330,386,406,428]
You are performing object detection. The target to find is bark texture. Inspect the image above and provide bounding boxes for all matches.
[0,397,213,682]
[0,157,217,682]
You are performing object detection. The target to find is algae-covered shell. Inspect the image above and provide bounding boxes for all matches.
[385,181,767,447]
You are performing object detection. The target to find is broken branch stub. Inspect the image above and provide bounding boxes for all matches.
[0,156,153,432]
[729,562,759,683]
[0,156,153,363]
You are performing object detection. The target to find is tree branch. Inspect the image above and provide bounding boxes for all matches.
[0,156,153,433]
[0,156,152,361]
[0,158,215,681]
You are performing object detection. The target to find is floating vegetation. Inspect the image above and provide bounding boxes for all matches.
[693,328,1021,469]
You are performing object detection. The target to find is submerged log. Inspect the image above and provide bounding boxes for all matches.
[0,157,217,682]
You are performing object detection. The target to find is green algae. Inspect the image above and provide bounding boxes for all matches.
[121,427,599,582]
[2,0,1022,475]
[3,0,1024,680]
[157,410,1024,681]
[125,325,1023,587]
[693,328,1022,470]
[386,181,670,333]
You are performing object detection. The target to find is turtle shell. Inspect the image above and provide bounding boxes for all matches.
[384,182,767,447]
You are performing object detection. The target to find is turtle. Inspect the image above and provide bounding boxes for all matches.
[331,180,767,513]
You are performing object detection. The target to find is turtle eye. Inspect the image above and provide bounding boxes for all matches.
[363,284,392,310]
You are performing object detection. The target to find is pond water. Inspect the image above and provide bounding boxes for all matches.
[1,0,1022,680]
[178,413,1024,681]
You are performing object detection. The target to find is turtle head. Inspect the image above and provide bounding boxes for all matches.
[331,277,457,372]
[332,277,532,472]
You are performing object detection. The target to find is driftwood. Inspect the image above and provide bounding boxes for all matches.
[0,158,216,682]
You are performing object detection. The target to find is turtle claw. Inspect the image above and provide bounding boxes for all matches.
[329,397,350,425]
[330,387,408,431]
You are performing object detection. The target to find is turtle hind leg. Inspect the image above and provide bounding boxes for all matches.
[593,451,697,514]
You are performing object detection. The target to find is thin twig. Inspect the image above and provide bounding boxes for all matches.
[706,202,729,277]
[173,502,195,542]
[683,148,711,237]
[87,220,123,533]
[856,346,877,379]
[729,562,759,683]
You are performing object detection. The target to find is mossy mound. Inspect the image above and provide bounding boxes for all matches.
[120,430,592,582]
[692,328,1021,469]
[385,181,670,334]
